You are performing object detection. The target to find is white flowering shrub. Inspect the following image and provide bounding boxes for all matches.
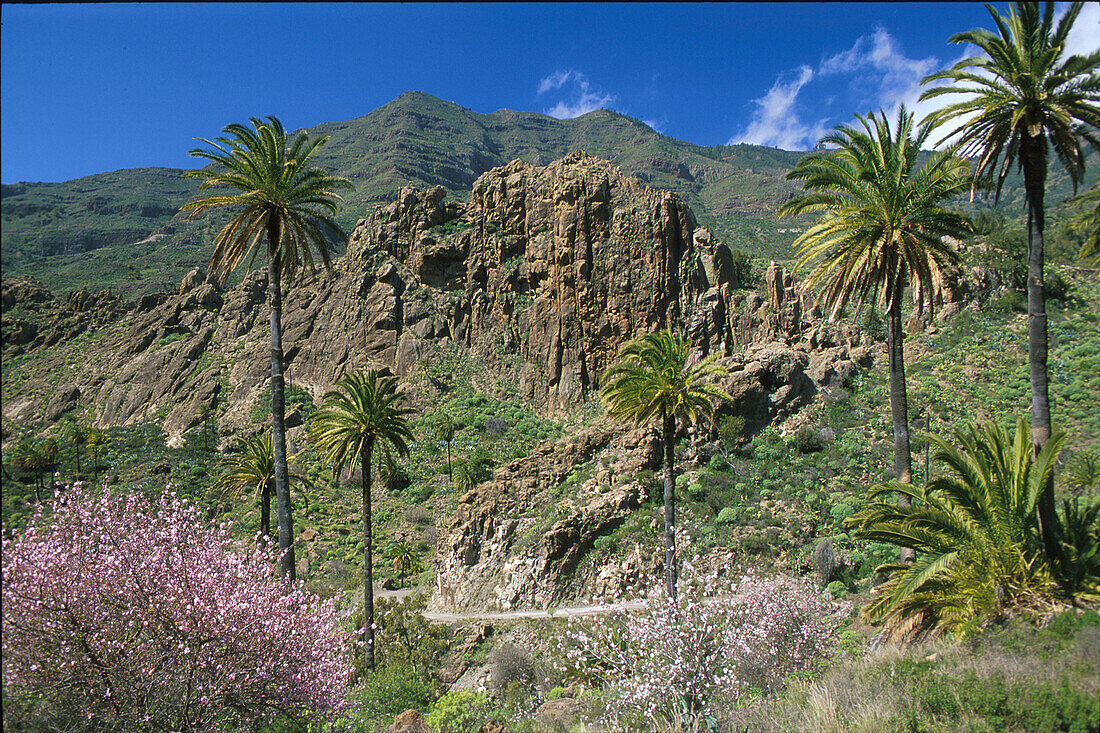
[557,564,846,729]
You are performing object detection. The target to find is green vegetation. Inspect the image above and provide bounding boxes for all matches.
[3,9,1100,727]
[848,418,1093,634]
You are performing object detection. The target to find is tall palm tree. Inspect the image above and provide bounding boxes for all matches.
[847,418,1066,633]
[920,1,1100,558]
[310,370,414,672]
[437,413,457,481]
[778,107,973,560]
[184,116,352,579]
[600,329,730,601]
[212,433,311,544]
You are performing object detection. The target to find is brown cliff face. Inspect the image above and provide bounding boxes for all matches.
[348,152,814,413]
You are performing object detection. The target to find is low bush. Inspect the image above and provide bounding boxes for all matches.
[426,690,495,733]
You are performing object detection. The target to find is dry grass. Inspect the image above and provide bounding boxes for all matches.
[718,612,1100,733]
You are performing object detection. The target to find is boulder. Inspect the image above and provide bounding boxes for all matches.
[45,385,81,422]
[388,709,430,733]
[535,698,585,729]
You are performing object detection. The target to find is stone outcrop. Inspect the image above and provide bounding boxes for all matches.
[3,153,878,455]
[432,426,653,611]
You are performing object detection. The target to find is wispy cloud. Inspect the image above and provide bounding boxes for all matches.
[819,27,940,119]
[729,27,949,150]
[1062,1,1100,59]
[537,70,573,95]
[537,70,616,119]
[727,66,829,150]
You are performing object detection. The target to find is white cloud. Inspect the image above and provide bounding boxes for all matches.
[1062,2,1100,59]
[819,27,940,120]
[537,70,616,119]
[728,65,830,150]
[537,70,574,95]
[643,119,665,134]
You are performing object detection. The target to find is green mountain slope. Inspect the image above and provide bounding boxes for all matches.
[2,91,1093,297]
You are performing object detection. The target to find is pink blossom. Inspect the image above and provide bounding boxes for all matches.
[2,481,353,731]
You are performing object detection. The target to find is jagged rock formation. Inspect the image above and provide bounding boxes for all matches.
[4,153,869,447]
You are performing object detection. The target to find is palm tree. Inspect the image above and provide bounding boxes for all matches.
[437,413,457,481]
[388,541,424,583]
[212,433,311,544]
[85,428,107,475]
[1066,178,1100,268]
[64,421,89,477]
[846,418,1067,633]
[184,117,352,579]
[310,370,414,672]
[599,329,730,601]
[920,1,1100,559]
[778,107,973,560]
[11,437,56,502]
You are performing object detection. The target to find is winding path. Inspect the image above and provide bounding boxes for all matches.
[376,587,648,623]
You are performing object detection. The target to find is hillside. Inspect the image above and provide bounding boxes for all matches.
[4,92,1092,299]
[3,150,1099,733]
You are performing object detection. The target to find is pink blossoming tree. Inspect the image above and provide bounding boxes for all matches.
[2,482,353,732]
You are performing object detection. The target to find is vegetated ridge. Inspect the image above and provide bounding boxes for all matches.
[4,91,1091,298]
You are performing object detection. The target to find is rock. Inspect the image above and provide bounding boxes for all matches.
[535,698,585,729]
[45,384,81,421]
[1,153,878,458]
[388,709,430,733]
[478,723,509,733]
[432,426,655,612]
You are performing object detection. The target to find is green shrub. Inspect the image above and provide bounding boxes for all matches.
[792,426,825,454]
[990,290,1026,313]
[352,664,437,724]
[829,502,854,525]
[426,690,494,733]
[716,506,741,525]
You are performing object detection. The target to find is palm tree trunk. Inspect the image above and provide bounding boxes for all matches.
[1022,139,1059,561]
[886,294,915,563]
[268,229,295,581]
[260,482,272,543]
[363,437,376,673]
[662,411,678,602]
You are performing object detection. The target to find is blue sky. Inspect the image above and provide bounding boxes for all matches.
[2,3,1097,183]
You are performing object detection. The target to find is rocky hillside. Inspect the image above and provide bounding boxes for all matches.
[3,154,873,444]
[4,153,898,611]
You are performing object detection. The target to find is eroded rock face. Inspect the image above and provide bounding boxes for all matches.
[349,153,800,411]
[3,153,878,456]
[432,426,658,612]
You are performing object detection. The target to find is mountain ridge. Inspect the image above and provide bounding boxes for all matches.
[1,91,1090,298]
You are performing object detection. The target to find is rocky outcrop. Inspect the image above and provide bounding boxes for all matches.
[432,426,657,611]
[2,153,878,454]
